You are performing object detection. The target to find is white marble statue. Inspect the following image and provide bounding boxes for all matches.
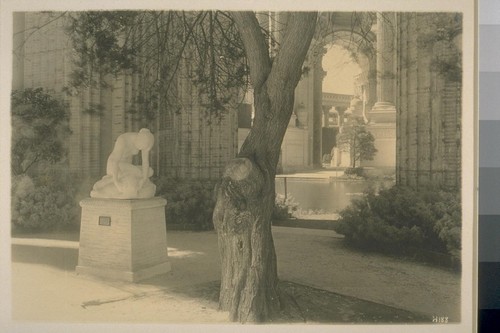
[90,128,156,199]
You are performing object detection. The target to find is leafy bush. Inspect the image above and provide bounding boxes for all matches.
[334,186,461,261]
[11,175,35,227]
[11,88,71,176]
[11,167,81,232]
[10,89,78,233]
[154,177,217,230]
[273,194,298,221]
[433,191,462,260]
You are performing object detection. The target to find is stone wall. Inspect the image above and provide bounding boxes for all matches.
[396,13,461,189]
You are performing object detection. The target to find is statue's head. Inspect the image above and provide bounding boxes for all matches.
[136,128,154,150]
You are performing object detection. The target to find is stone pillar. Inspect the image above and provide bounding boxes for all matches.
[367,65,378,112]
[336,107,347,127]
[322,106,330,128]
[365,12,397,171]
[371,12,397,116]
[311,49,326,167]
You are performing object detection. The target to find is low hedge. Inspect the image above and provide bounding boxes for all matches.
[11,172,309,233]
[334,186,461,264]
[12,168,82,232]
[343,167,365,177]
[154,177,217,231]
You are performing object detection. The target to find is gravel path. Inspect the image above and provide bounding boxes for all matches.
[10,227,461,323]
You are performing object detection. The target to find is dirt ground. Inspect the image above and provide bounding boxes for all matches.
[173,280,430,323]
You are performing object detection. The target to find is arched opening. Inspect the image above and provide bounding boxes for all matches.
[321,43,365,168]
[280,19,379,173]
[315,26,395,174]
[322,44,362,95]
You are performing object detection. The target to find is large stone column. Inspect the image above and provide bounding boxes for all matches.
[311,50,326,167]
[365,12,397,172]
[372,12,397,114]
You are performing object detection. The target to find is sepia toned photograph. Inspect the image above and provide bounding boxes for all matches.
[0,1,476,332]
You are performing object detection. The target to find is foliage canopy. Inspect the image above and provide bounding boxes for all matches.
[65,11,250,123]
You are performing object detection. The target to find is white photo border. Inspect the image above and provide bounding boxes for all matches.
[0,1,477,333]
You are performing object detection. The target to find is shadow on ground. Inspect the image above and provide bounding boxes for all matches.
[12,230,81,241]
[164,280,431,324]
[11,230,449,324]
[12,244,78,271]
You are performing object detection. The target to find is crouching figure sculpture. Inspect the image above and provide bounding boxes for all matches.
[90,128,156,199]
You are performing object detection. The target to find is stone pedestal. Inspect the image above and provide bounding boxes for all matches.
[365,102,396,169]
[76,197,171,282]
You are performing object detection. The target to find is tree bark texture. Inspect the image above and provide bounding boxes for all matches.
[213,12,317,322]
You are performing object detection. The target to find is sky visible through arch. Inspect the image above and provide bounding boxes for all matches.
[322,44,362,95]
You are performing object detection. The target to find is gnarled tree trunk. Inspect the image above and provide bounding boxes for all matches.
[212,11,317,322]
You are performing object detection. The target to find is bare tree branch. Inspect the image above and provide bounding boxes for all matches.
[231,12,271,90]
[13,11,68,56]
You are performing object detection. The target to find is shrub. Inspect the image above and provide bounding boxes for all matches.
[334,186,461,261]
[11,175,35,227]
[154,177,301,229]
[12,167,81,232]
[433,191,461,260]
[11,88,71,176]
[154,177,217,230]
[273,194,298,221]
[343,167,365,177]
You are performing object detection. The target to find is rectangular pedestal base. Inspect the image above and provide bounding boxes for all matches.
[77,197,171,282]
[76,261,171,282]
